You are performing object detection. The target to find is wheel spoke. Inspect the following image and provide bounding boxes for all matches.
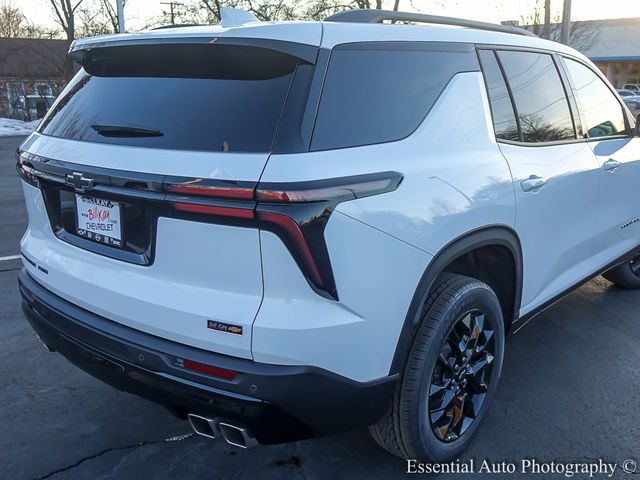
[449,394,467,436]
[476,328,494,353]
[468,352,494,376]
[429,378,452,397]
[448,328,467,358]
[437,344,456,372]
[431,407,454,441]
[467,376,489,395]
[468,392,486,418]
[469,313,484,351]
[431,386,457,412]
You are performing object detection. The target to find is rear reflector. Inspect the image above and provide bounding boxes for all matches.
[181,358,237,380]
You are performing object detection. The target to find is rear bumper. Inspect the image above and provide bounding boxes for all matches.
[18,269,397,444]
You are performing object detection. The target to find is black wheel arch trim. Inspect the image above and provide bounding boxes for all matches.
[389,225,523,375]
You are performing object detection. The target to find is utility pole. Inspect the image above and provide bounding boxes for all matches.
[560,0,571,45]
[543,0,551,39]
[160,1,183,25]
[116,0,125,33]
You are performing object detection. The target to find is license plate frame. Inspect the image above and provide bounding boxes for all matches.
[75,194,124,248]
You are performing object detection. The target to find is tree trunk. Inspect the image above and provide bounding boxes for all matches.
[543,0,550,39]
[561,0,571,44]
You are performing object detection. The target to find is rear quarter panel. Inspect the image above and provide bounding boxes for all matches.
[255,71,516,381]
[262,71,516,256]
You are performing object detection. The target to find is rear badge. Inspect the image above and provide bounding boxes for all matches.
[207,320,243,335]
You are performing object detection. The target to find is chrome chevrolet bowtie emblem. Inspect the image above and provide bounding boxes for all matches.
[65,172,95,192]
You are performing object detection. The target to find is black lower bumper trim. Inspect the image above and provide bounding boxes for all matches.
[18,269,397,444]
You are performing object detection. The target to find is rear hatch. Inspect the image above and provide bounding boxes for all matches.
[18,35,319,359]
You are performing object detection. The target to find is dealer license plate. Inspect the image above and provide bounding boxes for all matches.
[75,195,123,248]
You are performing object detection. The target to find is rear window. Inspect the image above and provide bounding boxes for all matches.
[310,43,478,151]
[39,44,300,153]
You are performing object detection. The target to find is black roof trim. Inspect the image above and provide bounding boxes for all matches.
[325,9,538,38]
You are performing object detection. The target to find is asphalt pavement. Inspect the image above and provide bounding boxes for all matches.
[1,135,639,479]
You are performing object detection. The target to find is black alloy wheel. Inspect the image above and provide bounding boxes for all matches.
[428,310,495,442]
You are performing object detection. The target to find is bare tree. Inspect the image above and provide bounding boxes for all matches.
[521,0,598,51]
[0,1,60,38]
[0,1,25,37]
[49,0,85,80]
[101,0,127,33]
[151,0,408,26]
[77,2,112,36]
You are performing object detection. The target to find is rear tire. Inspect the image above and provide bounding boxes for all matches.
[602,255,640,289]
[370,274,505,461]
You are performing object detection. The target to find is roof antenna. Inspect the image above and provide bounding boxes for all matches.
[220,7,259,27]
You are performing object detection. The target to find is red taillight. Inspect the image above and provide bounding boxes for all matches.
[167,172,403,299]
[255,175,402,203]
[173,202,255,219]
[168,183,254,200]
[257,211,324,287]
[181,358,237,380]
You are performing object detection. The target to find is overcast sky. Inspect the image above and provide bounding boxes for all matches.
[17,0,640,31]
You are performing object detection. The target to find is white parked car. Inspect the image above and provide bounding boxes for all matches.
[17,8,640,462]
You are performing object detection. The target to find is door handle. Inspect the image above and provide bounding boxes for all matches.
[521,175,547,193]
[603,159,621,172]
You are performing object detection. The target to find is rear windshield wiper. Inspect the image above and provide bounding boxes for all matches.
[91,124,163,138]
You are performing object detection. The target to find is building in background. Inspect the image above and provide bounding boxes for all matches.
[508,17,640,88]
[583,18,640,88]
[0,38,69,121]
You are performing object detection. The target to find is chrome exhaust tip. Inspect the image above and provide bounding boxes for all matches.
[187,413,219,439]
[34,333,55,352]
[218,422,258,449]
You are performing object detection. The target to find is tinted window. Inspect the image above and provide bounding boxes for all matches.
[39,44,298,152]
[498,51,575,143]
[478,50,519,141]
[311,44,478,151]
[563,58,628,138]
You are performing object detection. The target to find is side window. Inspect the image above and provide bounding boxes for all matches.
[498,50,575,143]
[311,44,478,151]
[477,50,519,141]
[562,58,628,138]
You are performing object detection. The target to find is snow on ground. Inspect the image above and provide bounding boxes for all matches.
[0,118,40,137]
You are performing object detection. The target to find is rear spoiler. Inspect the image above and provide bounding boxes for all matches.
[69,36,319,66]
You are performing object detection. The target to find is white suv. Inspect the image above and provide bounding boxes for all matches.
[17,8,640,461]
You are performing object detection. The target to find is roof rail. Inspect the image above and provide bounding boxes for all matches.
[324,9,538,38]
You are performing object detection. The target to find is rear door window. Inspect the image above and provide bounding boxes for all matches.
[39,44,301,153]
[497,50,576,143]
[311,43,478,151]
[562,57,629,138]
